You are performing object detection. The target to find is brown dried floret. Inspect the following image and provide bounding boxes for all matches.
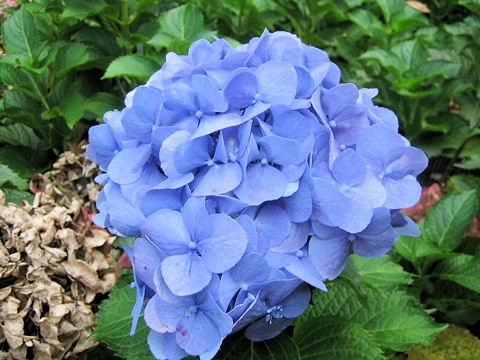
[0,143,115,360]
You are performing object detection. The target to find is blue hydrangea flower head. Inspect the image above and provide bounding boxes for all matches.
[88,29,428,359]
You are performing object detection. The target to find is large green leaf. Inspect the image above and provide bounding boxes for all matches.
[0,164,28,190]
[304,282,445,351]
[0,123,44,150]
[293,316,383,360]
[160,4,204,41]
[103,55,159,81]
[433,254,480,293]
[394,221,443,266]
[376,0,404,23]
[54,43,90,78]
[350,254,413,290]
[93,284,152,360]
[0,145,45,179]
[424,190,478,251]
[58,93,85,129]
[61,0,108,20]
[1,8,45,66]
[215,332,300,360]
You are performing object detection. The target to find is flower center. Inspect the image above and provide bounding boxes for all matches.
[261,158,268,166]
[185,305,198,316]
[295,250,304,258]
[188,241,197,250]
[329,120,337,128]
[339,144,346,151]
[348,234,356,242]
[265,305,283,324]
[240,283,248,291]
[195,110,203,119]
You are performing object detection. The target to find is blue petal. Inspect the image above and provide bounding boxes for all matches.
[255,61,297,105]
[162,81,196,111]
[108,196,145,236]
[192,74,228,113]
[192,113,245,139]
[162,252,212,296]
[383,175,422,209]
[245,317,292,342]
[141,209,191,255]
[321,83,358,116]
[294,66,315,98]
[255,205,291,250]
[309,235,350,280]
[160,130,194,178]
[331,149,366,187]
[107,144,151,184]
[198,214,248,273]
[134,237,165,291]
[223,69,257,108]
[175,303,228,355]
[148,331,188,360]
[259,135,305,165]
[193,163,243,196]
[234,163,288,206]
[270,222,310,253]
[282,172,312,222]
[331,105,369,146]
[88,124,118,155]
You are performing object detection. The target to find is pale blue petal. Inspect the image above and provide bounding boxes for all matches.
[192,113,245,139]
[198,214,247,273]
[192,74,228,113]
[255,205,291,250]
[148,331,188,360]
[193,163,243,196]
[309,236,350,280]
[141,209,190,254]
[256,61,297,105]
[107,144,151,184]
[383,175,421,209]
[162,253,212,296]
[234,163,288,205]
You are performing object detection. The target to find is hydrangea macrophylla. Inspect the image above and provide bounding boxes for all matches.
[88,29,428,359]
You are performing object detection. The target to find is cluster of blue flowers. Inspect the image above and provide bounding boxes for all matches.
[88,30,427,359]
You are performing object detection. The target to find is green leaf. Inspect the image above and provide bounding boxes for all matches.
[114,237,136,249]
[103,55,159,81]
[0,123,43,150]
[455,153,480,170]
[0,164,28,190]
[147,31,175,50]
[394,225,443,266]
[293,316,383,360]
[0,145,45,179]
[61,0,108,20]
[304,282,445,351]
[376,0,404,23]
[350,254,413,290]
[360,49,404,77]
[2,188,34,205]
[160,4,204,41]
[93,284,152,360]
[391,39,427,71]
[84,92,123,119]
[348,10,384,38]
[433,254,480,293]
[1,8,45,66]
[54,43,90,78]
[411,60,460,81]
[448,175,480,205]
[215,332,300,359]
[424,190,478,251]
[58,93,84,129]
